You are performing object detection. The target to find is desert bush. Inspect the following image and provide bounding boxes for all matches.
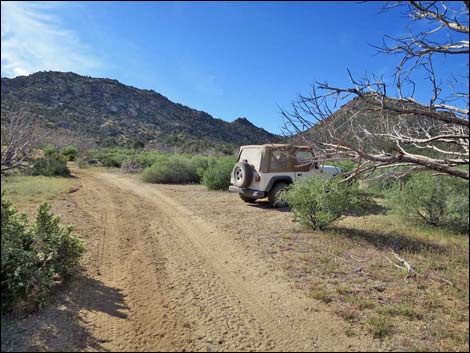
[120,158,144,174]
[131,139,145,150]
[60,145,78,161]
[286,176,369,230]
[141,155,199,184]
[100,154,125,168]
[42,144,59,157]
[190,155,212,179]
[202,157,236,190]
[1,196,84,310]
[32,155,70,177]
[76,158,89,169]
[385,173,469,233]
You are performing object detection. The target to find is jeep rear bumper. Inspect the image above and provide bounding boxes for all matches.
[228,186,266,199]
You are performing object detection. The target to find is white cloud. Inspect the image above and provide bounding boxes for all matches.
[1,1,101,77]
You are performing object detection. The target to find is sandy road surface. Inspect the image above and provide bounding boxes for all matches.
[3,169,380,351]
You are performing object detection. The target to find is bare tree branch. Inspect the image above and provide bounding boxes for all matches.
[283,1,469,180]
[1,112,40,174]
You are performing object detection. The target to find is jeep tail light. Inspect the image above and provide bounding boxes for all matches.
[255,174,261,182]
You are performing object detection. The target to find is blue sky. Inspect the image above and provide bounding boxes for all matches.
[1,1,468,134]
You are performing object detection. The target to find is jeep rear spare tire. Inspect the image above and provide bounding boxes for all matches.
[232,162,253,188]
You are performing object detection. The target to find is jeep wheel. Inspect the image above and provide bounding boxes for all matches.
[268,182,289,208]
[232,162,253,188]
[239,195,257,203]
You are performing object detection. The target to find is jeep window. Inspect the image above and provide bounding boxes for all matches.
[295,151,314,164]
[238,148,261,170]
[270,149,291,172]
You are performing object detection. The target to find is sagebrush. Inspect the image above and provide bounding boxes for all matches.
[60,146,78,161]
[141,155,200,184]
[385,173,469,233]
[1,196,84,310]
[286,176,369,230]
[202,157,236,190]
[32,155,70,177]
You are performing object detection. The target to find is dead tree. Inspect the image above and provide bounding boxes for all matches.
[283,1,469,180]
[1,112,38,174]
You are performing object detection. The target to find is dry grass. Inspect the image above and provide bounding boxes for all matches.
[295,214,469,351]
[1,176,78,210]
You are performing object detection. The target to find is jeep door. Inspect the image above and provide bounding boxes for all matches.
[293,150,319,181]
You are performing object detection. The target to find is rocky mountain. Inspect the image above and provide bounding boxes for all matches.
[1,71,281,151]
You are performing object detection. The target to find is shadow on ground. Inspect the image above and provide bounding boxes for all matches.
[246,200,292,213]
[329,225,448,254]
[1,274,128,352]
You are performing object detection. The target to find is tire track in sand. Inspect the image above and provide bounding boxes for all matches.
[72,170,378,352]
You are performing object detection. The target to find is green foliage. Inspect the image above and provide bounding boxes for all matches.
[101,136,116,148]
[100,154,124,168]
[1,196,84,310]
[60,145,78,161]
[329,160,357,173]
[202,156,236,190]
[1,176,74,208]
[91,148,147,168]
[76,158,89,169]
[130,139,145,150]
[42,144,59,157]
[190,155,211,179]
[141,155,200,184]
[385,173,469,233]
[286,176,369,230]
[366,316,393,338]
[90,148,236,186]
[32,155,70,177]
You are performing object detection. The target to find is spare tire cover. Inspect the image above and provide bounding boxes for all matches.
[232,162,253,188]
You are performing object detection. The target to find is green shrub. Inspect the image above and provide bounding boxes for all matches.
[76,158,89,169]
[190,155,211,179]
[89,148,134,168]
[1,196,84,310]
[135,152,165,168]
[366,316,393,338]
[286,176,369,230]
[32,156,70,177]
[141,155,199,184]
[131,139,145,150]
[385,173,469,233]
[60,145,78,161]
[42,144,59,157]
[202,157,236,190]
[120,158,143,174]
[100,154,125,168]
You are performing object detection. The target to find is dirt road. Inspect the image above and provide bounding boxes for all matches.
[4,169,380,351]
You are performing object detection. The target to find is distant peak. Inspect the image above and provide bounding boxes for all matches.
[233,117,254,126]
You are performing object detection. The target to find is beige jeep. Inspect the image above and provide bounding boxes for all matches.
[228,144,342,207]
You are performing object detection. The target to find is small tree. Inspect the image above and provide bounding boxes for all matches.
[1,112,40,175]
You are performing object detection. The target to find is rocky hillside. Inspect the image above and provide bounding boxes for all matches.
[1,71,281,151]
[299,94,453,154]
